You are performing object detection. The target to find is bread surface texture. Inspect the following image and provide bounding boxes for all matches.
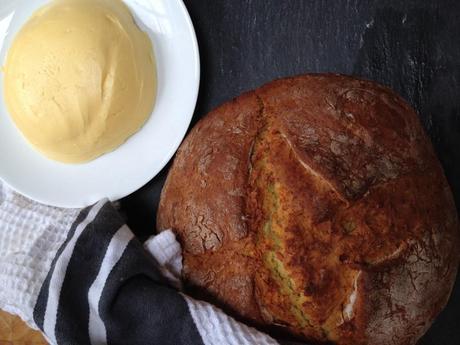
[157,74,460,345]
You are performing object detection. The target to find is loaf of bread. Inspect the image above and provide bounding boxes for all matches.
[157,74,460,345]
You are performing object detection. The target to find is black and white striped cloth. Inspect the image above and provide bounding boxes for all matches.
[0,186,304,345]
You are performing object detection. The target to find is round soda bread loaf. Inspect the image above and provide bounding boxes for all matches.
[157,74,460,345]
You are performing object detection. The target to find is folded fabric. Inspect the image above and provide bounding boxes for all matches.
[0,182,299,345]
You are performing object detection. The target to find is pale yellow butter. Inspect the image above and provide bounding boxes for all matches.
[4,0,156,163]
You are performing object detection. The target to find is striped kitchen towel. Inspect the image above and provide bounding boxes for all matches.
[0,184,303,345]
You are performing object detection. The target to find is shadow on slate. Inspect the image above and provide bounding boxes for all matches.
[120,162,171,241]
[122,1,460,344]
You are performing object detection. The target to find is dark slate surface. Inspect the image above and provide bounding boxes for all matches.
[121,1,460,344]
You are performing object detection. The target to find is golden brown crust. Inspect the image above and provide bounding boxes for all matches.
[157,91,263,319]
[157,74,460,345]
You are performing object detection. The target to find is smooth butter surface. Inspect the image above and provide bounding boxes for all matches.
[4,0,156,163]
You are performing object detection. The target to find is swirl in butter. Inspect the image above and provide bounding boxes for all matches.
[3,0,156,163]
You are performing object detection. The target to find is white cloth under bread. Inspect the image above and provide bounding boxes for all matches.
[0,181,281,345]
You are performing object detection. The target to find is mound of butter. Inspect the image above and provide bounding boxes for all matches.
[4,0,156,163]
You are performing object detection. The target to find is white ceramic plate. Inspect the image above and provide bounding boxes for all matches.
[0,0,200,208]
